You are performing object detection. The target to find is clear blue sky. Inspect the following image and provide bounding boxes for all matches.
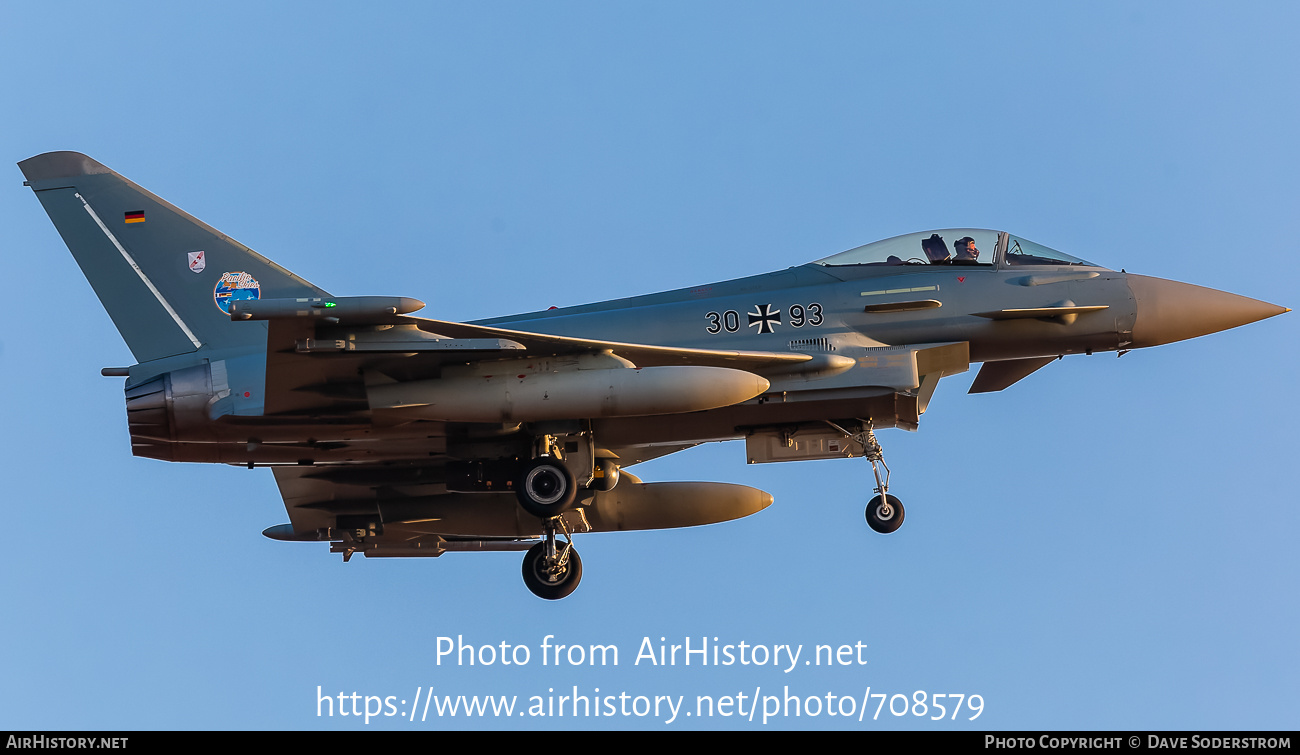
[2,1,1295,730]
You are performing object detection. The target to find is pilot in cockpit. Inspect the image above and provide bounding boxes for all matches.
[953,236,980,262]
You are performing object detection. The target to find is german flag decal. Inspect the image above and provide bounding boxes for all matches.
[124,210,146,224]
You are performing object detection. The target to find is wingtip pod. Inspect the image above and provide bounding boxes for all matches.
[229,295,425,321]
[18,151,112,183]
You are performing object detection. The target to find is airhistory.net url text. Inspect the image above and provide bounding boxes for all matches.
[317,685,984,725]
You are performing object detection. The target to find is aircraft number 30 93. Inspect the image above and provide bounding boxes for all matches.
[706,302,823,335]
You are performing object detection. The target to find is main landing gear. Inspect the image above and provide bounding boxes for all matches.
[515,432,615,600]
[515,457,577,518]
[829,420,905,534]
[521,519,583,600]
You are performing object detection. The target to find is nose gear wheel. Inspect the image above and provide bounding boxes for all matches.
[866,493,905,533]
[827,419,905,535]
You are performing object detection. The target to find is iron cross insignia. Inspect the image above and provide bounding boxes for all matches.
[748,303,781,334]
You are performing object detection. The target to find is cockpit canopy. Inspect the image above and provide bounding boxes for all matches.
[812,229,1100,268]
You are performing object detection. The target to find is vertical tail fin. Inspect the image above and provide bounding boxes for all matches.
[19,151,329,363]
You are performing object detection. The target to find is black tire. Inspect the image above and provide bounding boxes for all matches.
[521,541,583,600]
[865,494,905,534]
[590,458,620,492]
[515,458,577,518]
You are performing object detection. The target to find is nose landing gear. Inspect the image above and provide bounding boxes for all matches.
[828,420,906,534]
[859,426,904,533]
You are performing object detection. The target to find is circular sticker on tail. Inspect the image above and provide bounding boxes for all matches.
[214,271,260,314]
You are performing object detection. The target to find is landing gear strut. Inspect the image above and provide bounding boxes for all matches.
[521,518,582,600]
[829,420,905,534]
[859,425,904,533]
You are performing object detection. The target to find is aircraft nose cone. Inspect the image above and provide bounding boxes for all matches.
[1127,274,1288,348]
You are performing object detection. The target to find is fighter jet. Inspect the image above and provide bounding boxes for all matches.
[20,151,1288,599]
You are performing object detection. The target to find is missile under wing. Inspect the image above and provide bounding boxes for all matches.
[19,151,1288,599]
